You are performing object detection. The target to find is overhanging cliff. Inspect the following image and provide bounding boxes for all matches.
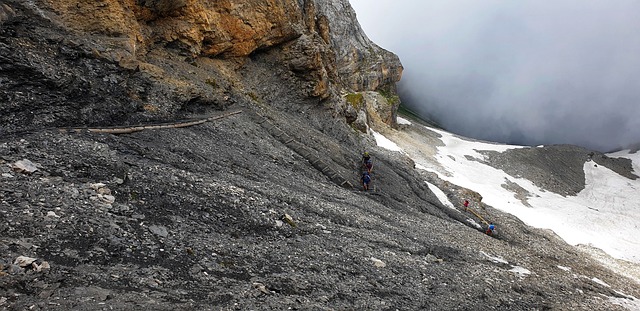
[1,0,402,134]
[42,0,401,95]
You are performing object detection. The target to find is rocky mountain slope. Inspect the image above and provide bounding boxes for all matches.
[0,0,638,310]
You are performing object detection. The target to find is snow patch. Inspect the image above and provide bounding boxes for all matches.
[404,125,640,264]
[609,296,640,311]
[397,117,412,125]
[480,251,509,264]
[557,265,572,272]
[425,181,456,210]
[591,277,611,288]
[608,290,640,310]
[371,130,403,152]
[381,118,640,277]
[481,252,532,277]
[466,218,483,229]
[509,266,531,276]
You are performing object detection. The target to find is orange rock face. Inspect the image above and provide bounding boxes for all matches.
[38,0,402,99]
[42,0,302,57]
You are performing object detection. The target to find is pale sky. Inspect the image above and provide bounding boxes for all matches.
[349,0,640,152]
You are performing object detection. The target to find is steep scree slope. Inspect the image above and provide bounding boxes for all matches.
[0,1,638,310]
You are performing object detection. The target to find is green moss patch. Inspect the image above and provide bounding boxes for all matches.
[346,93,364,110]
[378,88,400,106]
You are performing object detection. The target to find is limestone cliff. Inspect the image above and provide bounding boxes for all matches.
[0,0,401,133]
[312,1,403,91]
[37,0,401,98]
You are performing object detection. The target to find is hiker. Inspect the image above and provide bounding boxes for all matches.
[361,171,371,191]
[362,151,371,165]
[364,159,373,173]
[485,223,496,236]
[362,152,373,173]
[463,200,469,208]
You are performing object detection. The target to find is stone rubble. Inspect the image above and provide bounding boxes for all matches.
[0,0,637,309]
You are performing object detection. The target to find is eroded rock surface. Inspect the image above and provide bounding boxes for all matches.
[0,0,637,310]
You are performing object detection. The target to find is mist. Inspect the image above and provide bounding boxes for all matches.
[349,0,640,152]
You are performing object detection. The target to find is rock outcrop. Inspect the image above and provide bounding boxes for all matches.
[43,0,303,58]
[309,0,403,91]
[0,0,401,135]
[33,0,400,100]
[343,90,400,134]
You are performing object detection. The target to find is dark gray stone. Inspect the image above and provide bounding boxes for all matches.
[0,0,636,310]
[148,225,169,238]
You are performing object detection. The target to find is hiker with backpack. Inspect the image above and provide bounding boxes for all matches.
[485,223,496,236]
[362,151,371,164]
[364,159,373,173]
[361,171,371,191]
[362,151,373,173]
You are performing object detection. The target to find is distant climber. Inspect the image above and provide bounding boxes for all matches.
[361,171,371,191]
[463,200,469,209]
[485,223,496,236]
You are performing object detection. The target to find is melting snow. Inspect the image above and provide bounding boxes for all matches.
[609,296,640,310]
[466,218,483,229]
[592,277,611,288]
[480,252,532,277]
[377,124,640,265]
[425,181,456,210]
[371,130,403,152]
[372,121,640,289]
[480,251,509,264]
[509,266,531,276]
[397,117,412,125]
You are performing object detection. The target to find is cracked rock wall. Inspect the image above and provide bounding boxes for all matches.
[37,0,402,96]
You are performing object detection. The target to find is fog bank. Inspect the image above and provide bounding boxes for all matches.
[350,0,640,152]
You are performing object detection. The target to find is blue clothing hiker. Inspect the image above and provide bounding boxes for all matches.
[486,223,496,236]
[361,171,371,191]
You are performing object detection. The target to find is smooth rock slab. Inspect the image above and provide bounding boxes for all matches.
[371,257,386,268]
[14,255,37,267]
[148,225,169,238]
[11,159,38,174]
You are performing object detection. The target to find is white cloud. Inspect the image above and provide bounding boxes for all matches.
[350,0,640,152]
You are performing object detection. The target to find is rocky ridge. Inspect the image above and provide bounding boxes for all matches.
[0,0,638,310]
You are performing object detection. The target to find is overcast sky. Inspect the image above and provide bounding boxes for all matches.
[349,0,640,152]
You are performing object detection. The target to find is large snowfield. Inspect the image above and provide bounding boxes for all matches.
[374,117,640,280]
